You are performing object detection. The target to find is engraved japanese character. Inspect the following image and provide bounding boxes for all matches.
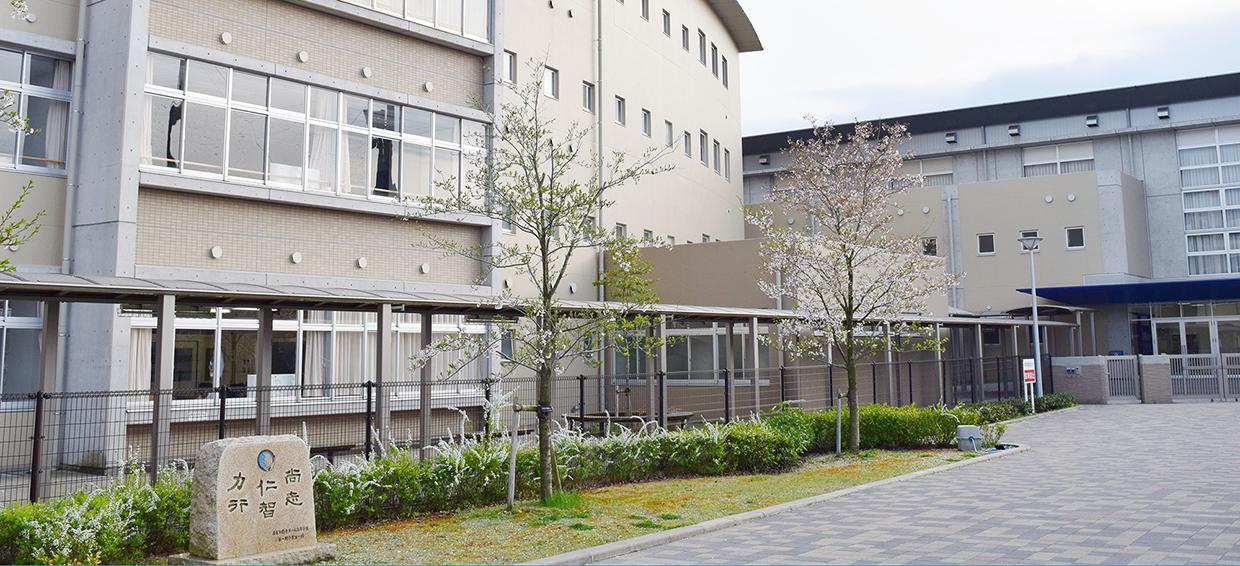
[228,498,248,512]
[285,468,302,484]
[285,491,302,506]
[256,479,278,496]
[258,501,276,519]
[228,472,246,491]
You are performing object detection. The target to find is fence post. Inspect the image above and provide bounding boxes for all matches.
[484,377,493,439]
[907,360,914,406]
[941,358,949,406]
[871,362,877,406]
[577,374,587,430]
[828,365,834,409]
[29,391,44,503]
[722,368,731,423]
[894,361,901,407]
[969,357,979,404]
[779,366,786,404]
[364,381,374,460]
[217,386,227,440]
[657,371,667,428]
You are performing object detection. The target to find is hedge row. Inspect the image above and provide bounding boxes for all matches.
[1,397,1071,564]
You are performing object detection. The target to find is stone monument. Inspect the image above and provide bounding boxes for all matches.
[169,435,338,565]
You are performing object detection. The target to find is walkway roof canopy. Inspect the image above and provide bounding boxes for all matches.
[1020,278,1240,306]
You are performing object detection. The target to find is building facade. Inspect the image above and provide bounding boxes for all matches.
[743,73,1240,399]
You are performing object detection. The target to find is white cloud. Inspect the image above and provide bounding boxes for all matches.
[740,0,1240,134]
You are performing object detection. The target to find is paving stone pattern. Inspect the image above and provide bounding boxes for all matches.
[606,404,1240,565]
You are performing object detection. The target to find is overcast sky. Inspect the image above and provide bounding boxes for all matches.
[739,0,1240,136]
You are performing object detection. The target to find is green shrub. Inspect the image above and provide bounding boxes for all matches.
[957,393,1076,424]
[1037,392,1075,412]
[139,463,193,555]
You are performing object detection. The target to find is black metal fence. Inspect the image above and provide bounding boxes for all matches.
[0,354,1053,507]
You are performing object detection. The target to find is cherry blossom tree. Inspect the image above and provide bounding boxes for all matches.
[0,0,45,272]
[405,60,672,502]
[748,121,960,453]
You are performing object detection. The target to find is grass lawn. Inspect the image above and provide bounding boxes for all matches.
[320,449,966,565]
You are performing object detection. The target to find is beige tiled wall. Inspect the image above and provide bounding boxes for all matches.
[149,0,483,109]
[135,188,482,284]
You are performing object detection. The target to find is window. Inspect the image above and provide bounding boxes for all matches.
[683,131,691,157]
[667,235,675,246]
[643,229,653,243]
[977,233,995,255]
[1177,126,1240,275]
[142,53,484,200]
[723,149,731,180]
[543,67,559,99]
[1022,142,1094,177]
[662,10,670,35]
[640,0,649,20]
[664,121,673,147]
[583,215,595,243]
[712,140,721,173]
[356,0,489,41]
[0,301,43,396]
[710,43,718,77]
[722,56,729,88]
[1019,230,1040,253]
[614,96,625,125]
[615,223,626,238]
[0,48,72,173]
[923,238,938,256]
[699,131,708,165]
[701,234,709,243]
[641,109,651,137]
[682,26,689,51]
[698,30,707,65]
[902,156,953,186]
[1066,227,1085,249]
[503,51,516,83]
[582,82,594,113]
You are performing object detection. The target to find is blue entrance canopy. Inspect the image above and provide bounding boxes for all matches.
[1020,277,1240,305]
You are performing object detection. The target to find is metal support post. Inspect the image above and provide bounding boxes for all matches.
[255,307,274,435]
[364,381,373,459]
[657,371,667,428]
[420,312,433,460]
[151,295,174,482]
[29,391,44,503]
[577,374,587,430]
[217,386,227,439]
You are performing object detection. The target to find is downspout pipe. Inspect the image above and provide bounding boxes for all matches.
[595,0,604,301]
[55,0,89,392]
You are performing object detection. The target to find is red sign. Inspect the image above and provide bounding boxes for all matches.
[1023,359,1036,383]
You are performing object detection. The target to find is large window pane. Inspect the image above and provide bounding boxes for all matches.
[401,142,431,196]
[1221,143,1240,163]
[434,147,460,193]
[407,0,434,22]
[1183,190,1220,209]
[371,136,400,197]
[307,125,337,191]
[333,331,364,388]
[1185,210,1223,231]
[182,102,226,174]
[147,53,185,91]
[29,55,71,90]
[345,95,369,127]
[343,131,369,195]
[436,0,463,33]
[375,0,403,15]
[302,330,330,393]
[310,87,338,122]
[463,0,488,39]
[1023,163,1057,177]
[1228,209,1240,229]
[228,110,267,180]
[270,79,307,114]
[220,329,257,390]
[1179,146,1218,167]
[373,102,399,131]
[689,335,712,374]
[0,128,14,165]
[231,71,267,106]
[404,108,433,138]
[268,118,305,185]
[1155,323,1181,355]
[1182,167,1220,188]
[1222,165,1240,185]
[0,49,22,83]
[435,115,460,143]
[1189,254,1227,275]
[22,96,70,169]
[1060,159,1094,173]
[173,329,214,395]
[142,95,183,168]
[186,60,227,98]
[1,328,39,395]
[1187,234,1225,252]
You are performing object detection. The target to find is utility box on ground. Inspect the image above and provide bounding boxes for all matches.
[956,425,983,451]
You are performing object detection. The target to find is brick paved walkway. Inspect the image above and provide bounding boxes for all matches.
[606,403,1240,565]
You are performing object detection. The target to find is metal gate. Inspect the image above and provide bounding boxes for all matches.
[1104,356,1140,399]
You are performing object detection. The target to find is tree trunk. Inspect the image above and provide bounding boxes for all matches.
[846,357,859,453]
[537,363,553,502]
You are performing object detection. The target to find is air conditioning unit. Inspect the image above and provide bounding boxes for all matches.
[944,132,957,144]
[1157,107,1170,119]
[1008,124,1020,136]
[1085,115,1099,127]
[757,154,769,165]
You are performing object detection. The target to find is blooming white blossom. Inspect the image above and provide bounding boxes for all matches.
[748,120,962,453]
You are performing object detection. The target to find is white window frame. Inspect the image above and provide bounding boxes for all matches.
[699,130,708,165]
[681,26,689,51]
[1019,230,1040,254]
[710,43,718,77]
[683,131,691,157]
[543,67,559,99]
[662,10,671,36]
[1177,126,1240,275]
[712,140,721,173]
[641,109,651,137]
[503,51,516,83]
[0,49,73,176]
[640,0,649,20]
[1066,226,1085,250]
[698,30,707,66]
[724,148,731,180]
[1022,142,1094,177]
[614,96,626,126]
[977,233,995,256]
[664,120,674,147]
[582,81,595,113]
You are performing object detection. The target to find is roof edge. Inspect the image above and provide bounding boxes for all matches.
[706,0,762,53]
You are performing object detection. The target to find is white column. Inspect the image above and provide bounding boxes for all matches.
[375,303,393,447]
[150,295,174,479]
[255,307,273,435]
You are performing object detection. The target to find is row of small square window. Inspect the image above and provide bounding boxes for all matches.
[975,228,1085,255]
[617,0,730,87]
[591,219,713,246]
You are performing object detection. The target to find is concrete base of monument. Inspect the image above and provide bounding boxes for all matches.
[168,543,338,565]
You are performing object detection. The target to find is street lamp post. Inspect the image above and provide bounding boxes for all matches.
[1018,236,1044,398]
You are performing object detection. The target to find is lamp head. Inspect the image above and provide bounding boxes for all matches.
[1017,236,1043,252]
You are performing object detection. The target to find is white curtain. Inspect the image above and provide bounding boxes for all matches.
[333,331,364,391]
[129,328,153,391]
[302,330,329,395]
[1183,190,1220,210]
